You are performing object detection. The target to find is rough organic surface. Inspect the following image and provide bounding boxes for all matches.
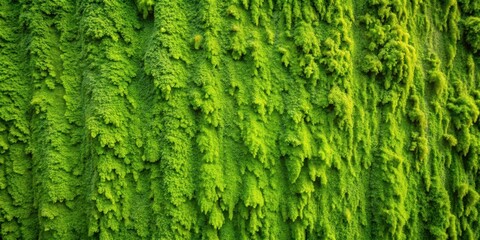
[1,0,479,239]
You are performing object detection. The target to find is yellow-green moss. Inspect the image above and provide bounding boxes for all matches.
[0,0,479,239]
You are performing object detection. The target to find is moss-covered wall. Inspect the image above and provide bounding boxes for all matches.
[1,0,480,239]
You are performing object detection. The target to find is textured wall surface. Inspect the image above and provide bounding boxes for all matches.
[1,0,480,239]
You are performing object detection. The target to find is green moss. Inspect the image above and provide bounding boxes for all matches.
[1,0,480,239]
[135,0,155,19]
[463,17,480,53]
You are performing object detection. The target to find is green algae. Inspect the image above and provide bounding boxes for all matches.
[1,0,480,239]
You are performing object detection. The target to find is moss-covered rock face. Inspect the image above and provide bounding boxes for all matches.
[0,0,479,239]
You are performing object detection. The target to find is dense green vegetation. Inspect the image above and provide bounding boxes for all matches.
[1,0,479,239]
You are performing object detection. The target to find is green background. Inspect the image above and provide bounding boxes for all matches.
[1,0,480,239]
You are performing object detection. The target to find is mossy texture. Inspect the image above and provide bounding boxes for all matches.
[1,0,480,239]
